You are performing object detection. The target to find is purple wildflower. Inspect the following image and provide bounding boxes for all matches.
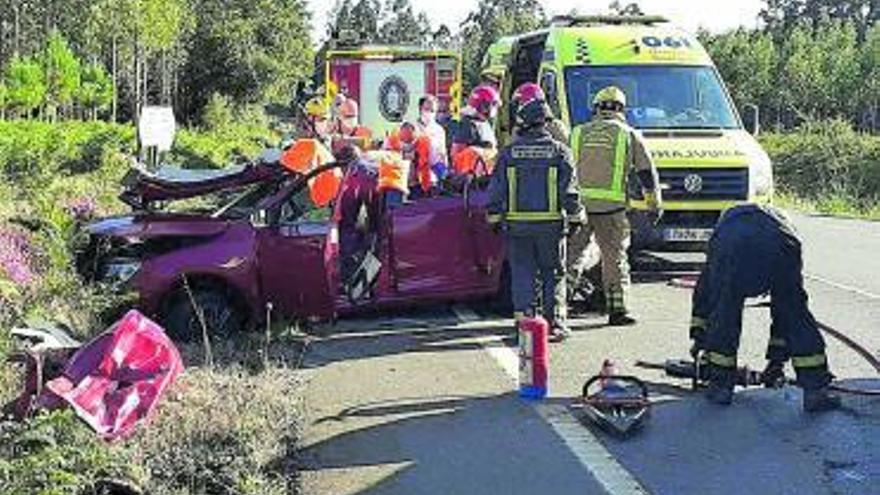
[0,224,37,287]
[65,196,98,222]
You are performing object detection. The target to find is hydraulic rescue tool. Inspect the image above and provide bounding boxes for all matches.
[578,360,651,435]
[635,356,880,396]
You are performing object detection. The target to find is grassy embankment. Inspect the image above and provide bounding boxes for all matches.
[761,119,880,220]
[0,118,308,495]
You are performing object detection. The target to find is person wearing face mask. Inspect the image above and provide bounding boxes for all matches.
[415,95,449,183]
[451,85,501,178]
[331,95,373,154]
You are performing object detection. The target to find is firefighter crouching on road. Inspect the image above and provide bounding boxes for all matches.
[568,86,662,326]
[690,204,840,412]
[488,92,586,343]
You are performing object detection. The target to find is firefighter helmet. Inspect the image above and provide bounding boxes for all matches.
[512,82,545,106]
[592,86,627,108]
[304,97,329,118]
[515,99,548,129]
[468,85,501,118]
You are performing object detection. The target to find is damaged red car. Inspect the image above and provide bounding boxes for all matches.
[79,149,506,340]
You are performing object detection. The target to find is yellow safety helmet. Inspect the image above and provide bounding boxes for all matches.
[592,86,627,108]
[304,97,329,118]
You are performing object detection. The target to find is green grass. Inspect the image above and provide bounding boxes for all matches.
[0,117,300,494]
[775,190,880,221]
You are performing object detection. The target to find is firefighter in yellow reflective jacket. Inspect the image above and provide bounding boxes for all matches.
[568,86,662,326]
[488,96,585,342]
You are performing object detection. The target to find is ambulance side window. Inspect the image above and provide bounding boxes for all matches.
[541,71,560,118]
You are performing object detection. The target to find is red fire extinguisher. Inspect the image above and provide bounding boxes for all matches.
[519,316,548,399]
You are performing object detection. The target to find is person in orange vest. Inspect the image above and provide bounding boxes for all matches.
[384,122,434,196]
[451,85,501,178]
[371,150,410,209]
[279,137,341,208]
[331,95,373,154]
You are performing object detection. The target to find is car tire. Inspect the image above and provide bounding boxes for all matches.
[163,288,245,342]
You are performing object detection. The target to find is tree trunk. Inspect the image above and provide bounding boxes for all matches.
[111,35,118,122]
[143,55,149,108]
[134,34,141,124]
[13,4,20,57]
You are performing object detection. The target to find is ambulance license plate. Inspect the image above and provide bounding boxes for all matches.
[662,228,713,242]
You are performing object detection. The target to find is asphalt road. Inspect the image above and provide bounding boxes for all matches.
[297,211,880,495]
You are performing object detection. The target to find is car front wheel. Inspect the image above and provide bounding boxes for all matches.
[163,289,245,342]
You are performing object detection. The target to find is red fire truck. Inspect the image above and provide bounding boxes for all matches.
[324,46,462,135]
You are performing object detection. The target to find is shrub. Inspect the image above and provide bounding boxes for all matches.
[0,410,143,494]
[761,119,880,208]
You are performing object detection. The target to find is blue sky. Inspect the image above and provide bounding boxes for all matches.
[307,0,766,43]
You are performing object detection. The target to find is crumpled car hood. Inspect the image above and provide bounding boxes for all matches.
[86,214,230,240]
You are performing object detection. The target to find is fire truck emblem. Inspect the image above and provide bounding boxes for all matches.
[683,173,704,194]
[378,76,409,122]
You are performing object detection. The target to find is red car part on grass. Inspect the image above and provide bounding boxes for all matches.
[37,310,184,441]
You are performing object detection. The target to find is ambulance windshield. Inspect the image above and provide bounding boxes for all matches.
[565,65,740,130]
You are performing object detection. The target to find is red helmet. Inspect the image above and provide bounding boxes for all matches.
[468,85,501,117]
[512,82,545,106]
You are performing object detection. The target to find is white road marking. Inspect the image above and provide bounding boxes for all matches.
[479,336,649,495]
[805,273,880,301]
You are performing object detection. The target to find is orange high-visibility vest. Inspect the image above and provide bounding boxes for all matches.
[369,150,409,195]
[281,138,332,174]
[452,146,496,177]
[309,168,343,207]
[385,131,433,193]
[279,138,340,207]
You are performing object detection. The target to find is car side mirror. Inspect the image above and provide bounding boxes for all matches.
[741,104,760,136]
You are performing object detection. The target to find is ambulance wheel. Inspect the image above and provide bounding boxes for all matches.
[164,288,246,342]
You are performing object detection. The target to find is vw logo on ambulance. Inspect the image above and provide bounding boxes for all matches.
[683,173,704,194]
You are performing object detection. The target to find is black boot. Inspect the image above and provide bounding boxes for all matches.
[705,366,735,405]
[761,360,786,388]
[803,387,841,413]
[548,321,571,343]
[608,312,637,326]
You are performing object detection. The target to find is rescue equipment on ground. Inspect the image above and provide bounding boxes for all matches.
[518,316,549,400]
[636,357,880,396]
[579,359,651,435]
[636,358,764,389]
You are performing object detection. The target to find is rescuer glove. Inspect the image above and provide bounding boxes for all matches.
[644,190,661,211]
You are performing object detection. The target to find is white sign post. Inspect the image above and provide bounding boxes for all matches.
[138,106,177,169]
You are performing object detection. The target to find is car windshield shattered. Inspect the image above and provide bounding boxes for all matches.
[565,65,741,130]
